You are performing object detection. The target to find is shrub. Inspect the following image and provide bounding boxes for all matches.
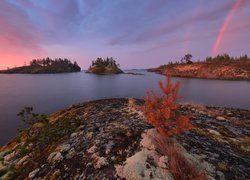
[143,74,206,179]
[17,107,81,157]
[143,73,192,138]
[17,107,48,127]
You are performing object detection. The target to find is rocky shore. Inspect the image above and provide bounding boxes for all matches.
[125,72,144,75]
[86,66,123,75]
[0,98,249,179]
[0,66,81,74]
[0,59,81,74]
[148,61,250,81]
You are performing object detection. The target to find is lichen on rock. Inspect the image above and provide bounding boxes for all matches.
[0,98,249,179]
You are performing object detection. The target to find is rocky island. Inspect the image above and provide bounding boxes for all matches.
[0,58,81,74]
[86,57,124,75]
[149,54,250,80]
[0,98,249,179]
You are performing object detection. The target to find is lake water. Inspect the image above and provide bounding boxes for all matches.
[0,70,249,146]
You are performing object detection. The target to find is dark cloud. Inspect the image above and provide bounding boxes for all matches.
[2,0,247,48]
[108,0,250,46]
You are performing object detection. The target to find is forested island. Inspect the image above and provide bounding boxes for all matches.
[86,57,124,75]
[0,58,81,74]
[148,54,250,80]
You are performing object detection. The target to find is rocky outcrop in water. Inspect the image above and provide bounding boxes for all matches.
[86,57,123,75]
[86,66,123,75]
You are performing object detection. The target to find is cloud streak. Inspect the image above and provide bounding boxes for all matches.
[0,0,249,69]
[108,0,249,46]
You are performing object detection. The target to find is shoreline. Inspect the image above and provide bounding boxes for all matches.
[1,98,249,148]
[0,71,81,74]
[151,71,250,81]
[148,61,250,81]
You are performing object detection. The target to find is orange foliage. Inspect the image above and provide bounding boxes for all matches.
[143,73,192,138]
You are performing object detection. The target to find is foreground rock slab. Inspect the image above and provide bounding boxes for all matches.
[0,98,249,179]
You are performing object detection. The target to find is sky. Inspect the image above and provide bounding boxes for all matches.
[0,0,250,69]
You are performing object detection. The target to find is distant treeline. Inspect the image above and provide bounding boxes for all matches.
[28,57,81,72]
[204,54,248,63]
[165,54,249,67]
[90,57,120,68]
[0,58,81,74]
[30,58,79,68]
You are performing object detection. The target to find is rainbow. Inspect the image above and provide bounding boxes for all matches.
[212,0,241,56]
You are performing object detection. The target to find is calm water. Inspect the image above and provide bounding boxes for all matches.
[0,70,249,146]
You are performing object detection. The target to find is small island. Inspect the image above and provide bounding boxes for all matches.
[148,54,250,80]
[125,72,144,75]
[86,57,124,75]
[0,58,81,74]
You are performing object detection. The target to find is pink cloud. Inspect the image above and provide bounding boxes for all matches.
[0,1,44,69]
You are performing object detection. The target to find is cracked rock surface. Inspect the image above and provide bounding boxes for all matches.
[0,98,249,179]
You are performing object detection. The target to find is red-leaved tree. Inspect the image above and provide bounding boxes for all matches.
[143,74,206,179]
[143,73,192,138]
